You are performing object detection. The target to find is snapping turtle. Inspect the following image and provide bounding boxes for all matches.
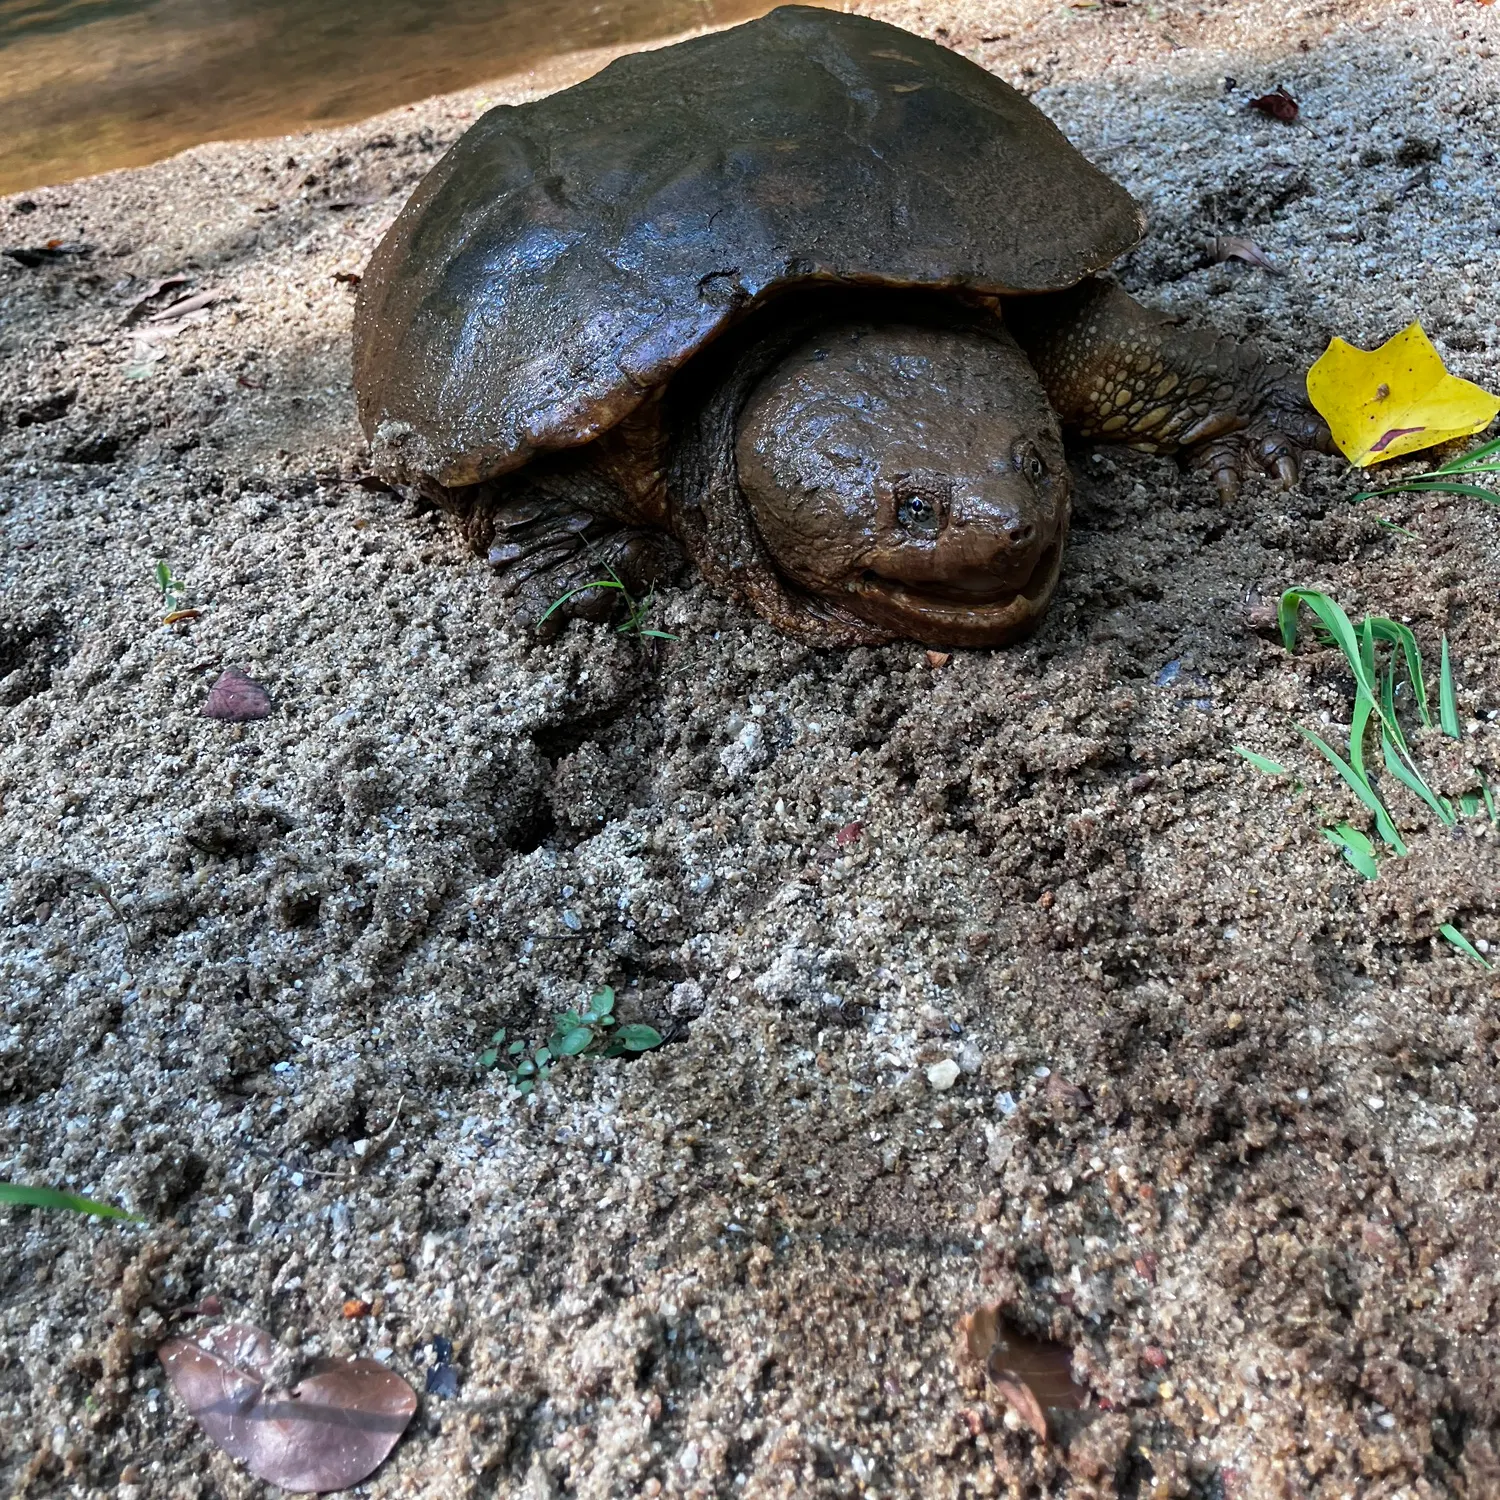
[354,4,1328,646]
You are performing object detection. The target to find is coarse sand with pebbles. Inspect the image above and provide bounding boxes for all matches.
[3,0,1500,1495]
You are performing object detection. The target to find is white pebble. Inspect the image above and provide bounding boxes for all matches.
[927,1059,961,1092]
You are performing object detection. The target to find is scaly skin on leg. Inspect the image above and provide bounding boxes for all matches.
[1007,279,1333,498]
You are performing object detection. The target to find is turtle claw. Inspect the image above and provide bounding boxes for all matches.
[1189,376,1333,499]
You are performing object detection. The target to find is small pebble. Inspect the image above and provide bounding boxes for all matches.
[927,1058,961,1092]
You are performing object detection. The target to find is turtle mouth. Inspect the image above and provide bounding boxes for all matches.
[846,540,1063,643]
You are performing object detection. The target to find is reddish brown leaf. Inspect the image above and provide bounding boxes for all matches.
[988,1372,1050,1440]
[342,1299,372,1320]
[956,1305,1088,1443]
[1248,85,1299,122]
[1045,1074,1091,1110]
[1206,235,1281,274]
[835,820,863,848]
[159,1323,416,1493]
[201,668,273,722]
[333,271,362,286]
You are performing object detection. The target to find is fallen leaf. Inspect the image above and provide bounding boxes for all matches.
[1206,235,1280,274]
[202,668,273,721]
[333,271,362,285]
[835,819,863,847]
[149,289,220,323]
[342,1299,372,1319]
[158,1323,417,1493]
[123,275,190,323]
[1306,321,1500,467]
[925,650,952,667]
[956,1305,1088,1444]
[1248,85,1299,121]
[1045,1074,1090,1110]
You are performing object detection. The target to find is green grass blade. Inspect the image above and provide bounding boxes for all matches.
[538,579,624,626]
[1381,731,1455,827]
[1438,924,1493,970]
[1379,657,1412,757]
[1367,617,1431,727]
[1298,724,1407,854]
[1439,635,1460,738]
[1460,793,1484,818]
[0,1183,142,1221]
[1322,824,1380,880]
[1438,433,1500,469]
[1233,746,1291,775]
[1368,481,1500,505]
[1374,518,1420,538]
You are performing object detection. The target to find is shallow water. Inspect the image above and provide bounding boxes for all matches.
[0,0,771,193]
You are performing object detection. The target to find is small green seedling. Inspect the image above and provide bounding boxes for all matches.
[481,986,665,1095]
[1236,587,1493,961]
[539,556,678,641]
[1353,431,1500,511]
[0,1181,142,1221]
[154,560,190,619]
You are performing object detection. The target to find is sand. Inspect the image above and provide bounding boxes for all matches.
[2,0,1499,1495]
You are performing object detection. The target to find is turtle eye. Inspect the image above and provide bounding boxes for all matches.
[894,487,942,537]
[1013,440,1046,483]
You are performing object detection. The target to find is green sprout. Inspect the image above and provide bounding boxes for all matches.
[480,986,665,1096]
[154,560,189,618]
[0,1182,142,1221]
[1235,587,1493,964]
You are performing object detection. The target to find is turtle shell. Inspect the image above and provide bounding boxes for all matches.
[354,4,1144,488]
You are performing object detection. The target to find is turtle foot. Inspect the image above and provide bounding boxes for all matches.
[1186,371,1335,502]
[496,526,682,639]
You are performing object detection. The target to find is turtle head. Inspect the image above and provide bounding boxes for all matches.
[734,320,1069,647]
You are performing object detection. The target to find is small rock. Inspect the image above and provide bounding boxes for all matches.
[927,1058,962,1092]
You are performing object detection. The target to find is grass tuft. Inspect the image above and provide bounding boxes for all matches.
[1240,588,1493,962]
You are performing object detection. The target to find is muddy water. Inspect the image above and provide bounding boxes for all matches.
[0,0,775,193]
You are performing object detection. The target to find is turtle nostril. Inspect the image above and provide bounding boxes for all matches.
[1006,523,1035,548]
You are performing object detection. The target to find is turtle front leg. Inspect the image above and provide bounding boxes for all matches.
[428,471,681,635]
[1008,279,1333,498]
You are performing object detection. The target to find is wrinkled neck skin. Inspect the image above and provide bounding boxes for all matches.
[730,318,1070,647]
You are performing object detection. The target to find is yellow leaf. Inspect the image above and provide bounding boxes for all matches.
[1305,321,1500,468]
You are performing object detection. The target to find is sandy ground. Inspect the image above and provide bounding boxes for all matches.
[3,0,1500,1495]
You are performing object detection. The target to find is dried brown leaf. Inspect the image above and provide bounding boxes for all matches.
[956,1304,1088,1443]
[149,289,220,323]
[159,1323,416,1493]
[1248,85,1299,122]
[1045,1074,1091,1110]
[925,650,952,667]
[122,275,190,324]
[201,668,273,722]
[988,1371,1050,1440]
[1206,235,1281,274]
